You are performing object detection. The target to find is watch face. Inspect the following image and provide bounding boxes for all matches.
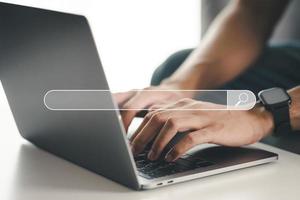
[259,88,290,105]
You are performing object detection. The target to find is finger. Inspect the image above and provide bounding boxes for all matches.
[133,100,196,156]
[130,101,185,143]
[165,129,212,162]
[129,112,152,142]
[130,99,196,147]
[148,104,164,111]
[148,115,208,160]
[113,91,136,106]
[122,91,179,131]
[130,108,168,142]
[131,111,169,155]
[121,93,154,131]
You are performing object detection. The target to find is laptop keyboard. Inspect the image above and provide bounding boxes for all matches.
[131,130,215,179]
[135,149,214,179]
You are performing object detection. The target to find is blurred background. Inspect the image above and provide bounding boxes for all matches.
[1,0,201,91]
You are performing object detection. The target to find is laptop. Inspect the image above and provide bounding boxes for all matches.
[0,2,278,190]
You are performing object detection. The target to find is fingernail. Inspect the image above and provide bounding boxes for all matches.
[165,153,173,162]
[148,150,155,160]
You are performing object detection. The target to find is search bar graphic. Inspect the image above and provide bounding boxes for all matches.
[44,90,256,111]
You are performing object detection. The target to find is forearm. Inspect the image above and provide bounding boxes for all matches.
[163,0,289,90]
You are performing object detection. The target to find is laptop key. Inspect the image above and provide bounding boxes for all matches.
[136,160,148,168]
[142,162,162,171]
[134,153,147,161]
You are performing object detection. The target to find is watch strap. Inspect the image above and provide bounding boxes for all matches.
[270,104,292,136]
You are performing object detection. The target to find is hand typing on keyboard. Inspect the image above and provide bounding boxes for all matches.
[128,98,274,162]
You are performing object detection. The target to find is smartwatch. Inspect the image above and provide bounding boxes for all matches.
[258,87,292,136]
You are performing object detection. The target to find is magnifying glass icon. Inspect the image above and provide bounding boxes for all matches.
[235,92,249,107]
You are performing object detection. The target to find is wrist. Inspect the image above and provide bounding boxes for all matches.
[288,86,300,130]
[255,86,300,137]
[251,104,275,138]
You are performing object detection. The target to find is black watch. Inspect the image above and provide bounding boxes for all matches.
[258,87,292,136]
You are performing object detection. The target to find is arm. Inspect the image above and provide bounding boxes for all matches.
[115,0,289,130]
[163,0,290,89]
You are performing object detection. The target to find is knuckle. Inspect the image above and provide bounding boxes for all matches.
[144,86,154,91]
[151,113,164,124]
[181,98,192,103]
[133,137,147,148]
[132,141,144,151]
[152,142,164,153]
[155,142,165,152]
[122,104,133,110]
[145,112,153,121]
[149,105,158,110]
[171,148,182,157]
[166,118,178,129]
[176,98,193,106]
[185,134,196,145]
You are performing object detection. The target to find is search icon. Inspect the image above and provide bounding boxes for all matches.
[235,92,249,106]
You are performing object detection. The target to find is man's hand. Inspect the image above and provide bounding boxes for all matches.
[114,84,194,131]
[130,98,274,162]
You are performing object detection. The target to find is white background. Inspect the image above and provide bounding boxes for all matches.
[1,0,201,91]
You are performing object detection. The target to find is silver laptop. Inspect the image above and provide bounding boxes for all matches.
[0,2,278,190]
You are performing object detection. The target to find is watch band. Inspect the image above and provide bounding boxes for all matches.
[258,87,292,137]
[270,104,292,136]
